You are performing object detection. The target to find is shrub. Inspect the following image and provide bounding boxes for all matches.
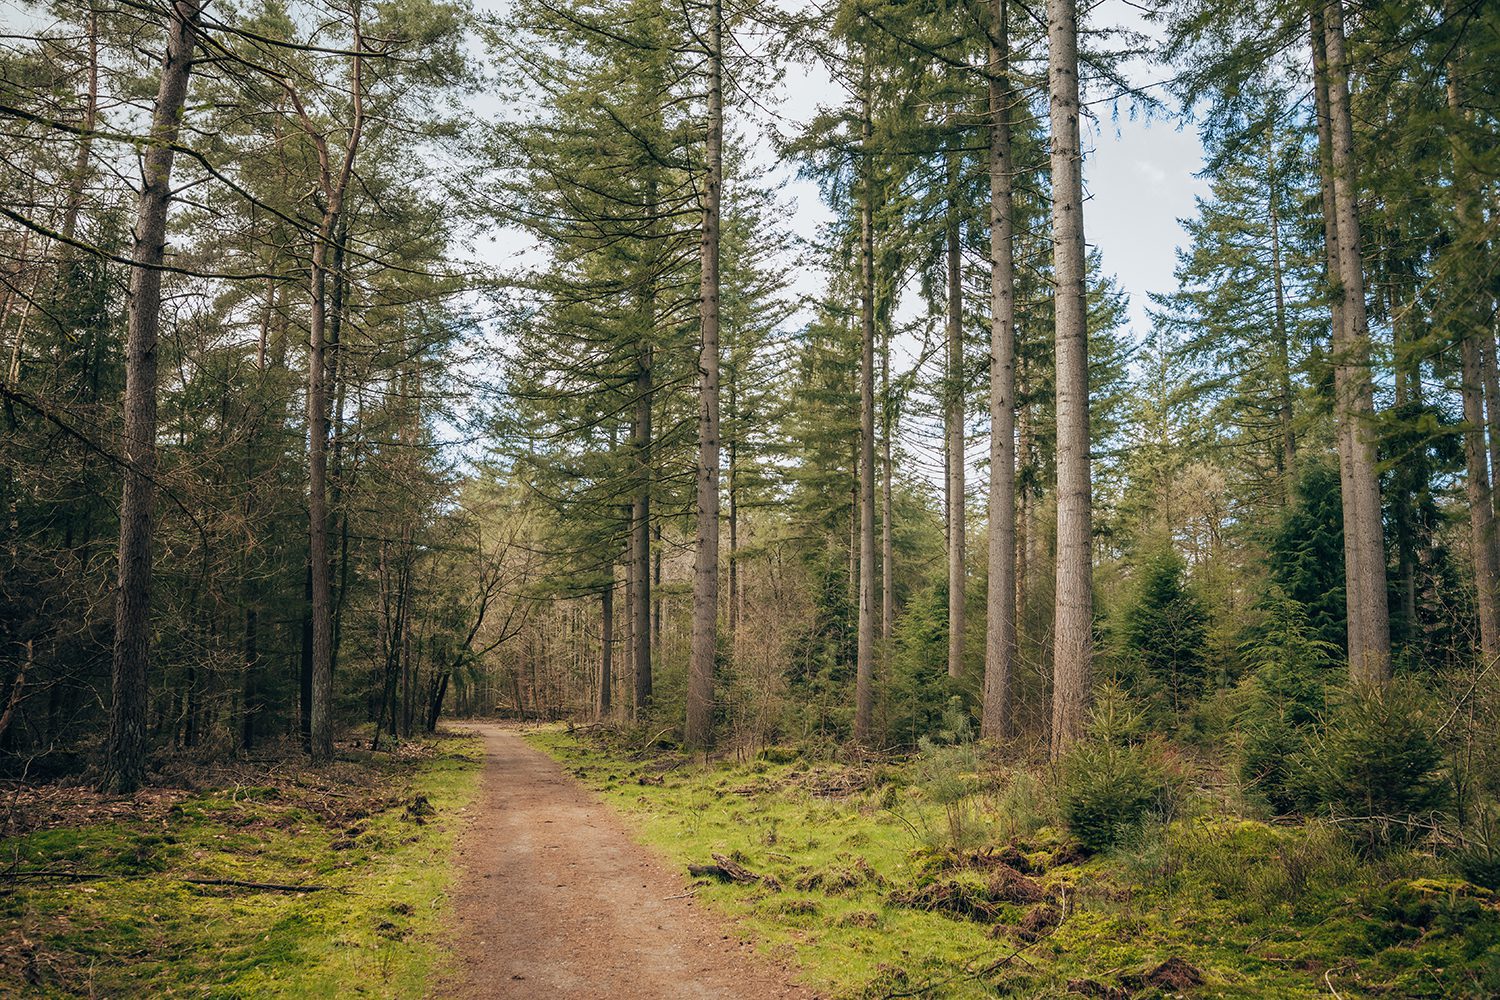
[1233,591,1338,813]
[1059,685,1177,853]
[1122,548,1208,712]
[1298,683,1451,849]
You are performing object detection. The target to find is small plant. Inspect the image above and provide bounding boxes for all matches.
[1234,590,1338,814]
[1298,682,1451,849]
[1059,684,1178,853]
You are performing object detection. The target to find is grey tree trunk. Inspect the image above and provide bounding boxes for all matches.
[854,66,877,744]
[945,129,965,681]
[982,0,1017,741]
[685,0,722,750]
[1322,0,1392,685]
[1047,0,1093,757]
[102,0,202,795]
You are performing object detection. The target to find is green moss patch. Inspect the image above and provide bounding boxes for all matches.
[0,732,482,998]
[528,726,1500,999]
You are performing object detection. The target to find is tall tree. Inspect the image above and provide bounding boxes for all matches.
[1047,0,1092,755]
[102,0,203,794]
[982,0,1016,741]
[854,58,877,743]
[1319,0,1390,685]
[685,0,723,749]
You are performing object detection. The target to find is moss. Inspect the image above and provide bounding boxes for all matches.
[528,726,1500,1000]
[0,734,482,998]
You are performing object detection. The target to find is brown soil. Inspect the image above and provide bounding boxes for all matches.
[441,722,812,999]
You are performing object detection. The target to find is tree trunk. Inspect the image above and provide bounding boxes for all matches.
[685,0,722,750]
[1267,127,1296,488]
[982,0,1017,741]
[306,12,366,760]
[599,582,613,719]
[854,63,877,744]
[945,118,966,681]
[1321,0,1391,685]
[881,319,894,645]
[632,349,653,715]
[1447,33,1500,669]
[102,0,201,795]
[1047,0,1093,757]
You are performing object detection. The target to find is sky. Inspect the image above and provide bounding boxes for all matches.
[754,2,1211,342]
[470,1,1212,346]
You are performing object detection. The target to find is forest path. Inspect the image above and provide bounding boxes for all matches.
[441,722,811,1000]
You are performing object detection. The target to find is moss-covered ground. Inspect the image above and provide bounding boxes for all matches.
[0,732,482,998]
[528,727,1500,999]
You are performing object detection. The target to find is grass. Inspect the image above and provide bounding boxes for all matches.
[0,731,483,998]
[527,726,1500,999]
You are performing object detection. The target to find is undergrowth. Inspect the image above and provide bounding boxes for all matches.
[529,725,1500,999]
[0,731,482,998]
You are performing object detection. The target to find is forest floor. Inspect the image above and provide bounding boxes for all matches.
[0,732,482,997]
[441,721,809,999]
[528,725,1500,1000]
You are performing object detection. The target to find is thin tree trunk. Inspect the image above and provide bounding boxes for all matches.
[1322,0,1391,685]
[854,61,877,744]
[1267,127,1296,487]
[946,117,966,681]
[982,0,1017,741]
[304,10,365,761]
[1047,0,1093,757]
[1481,335,1500,514]
[1447,33,1500,669]
[599,582,613,719]
[102,0,201,794]
[685,0,722,750]
[881,319,894,645]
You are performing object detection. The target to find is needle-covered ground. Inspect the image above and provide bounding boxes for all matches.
[0,732,482,998]
[529,726,1500,1000]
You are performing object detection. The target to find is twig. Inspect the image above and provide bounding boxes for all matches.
[663,889,697,900]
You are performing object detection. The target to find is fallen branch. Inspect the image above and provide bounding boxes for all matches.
[687,852,762,885]
[184,878,331,892]
[3,870,333,892]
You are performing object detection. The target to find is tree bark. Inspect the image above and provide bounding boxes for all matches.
[854,62,877,744]
[685,0,722,750]
[599,582,613,719]
[102,0,202,795]
[945,117,966,681]
[303,8,366,761]
[1266,126,1296,488]
[632,342,653,716]
[1047,0,1093,757]
[1321,0,1391,684]
[982,0,1017,741]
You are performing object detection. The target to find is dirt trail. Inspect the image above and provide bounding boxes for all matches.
[442,722,811,1000]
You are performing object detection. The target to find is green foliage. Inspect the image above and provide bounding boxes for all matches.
[1234,590,1338,813]
[1268,462,1348,652]
[1059,685,1178,853]
[882,585,966,749]
[1298,684,1452,848]
[1121,547,1209,712]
